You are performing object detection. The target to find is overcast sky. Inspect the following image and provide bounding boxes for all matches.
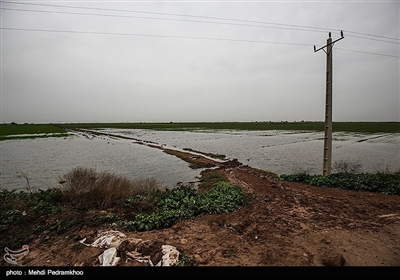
[1,0,399,124]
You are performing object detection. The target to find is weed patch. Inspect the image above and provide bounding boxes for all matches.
[58,167,164,210]
[120,182,250,232]
[280,170,400,195]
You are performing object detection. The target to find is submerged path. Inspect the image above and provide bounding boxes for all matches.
[68,128,242,170]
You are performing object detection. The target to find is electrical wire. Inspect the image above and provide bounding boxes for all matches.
[344,34,399,45]
[0,7,329,34]
[2,6,399,47]
[0,27,314,47]
[1,0,398,42]
[336,48,400,58]
[1,1,398,58]
[2,26,398,58]
[0,1,331,32]
[344,30,399,42]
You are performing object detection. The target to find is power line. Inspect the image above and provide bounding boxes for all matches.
[2,26,398,58]
[344,30,399,42]
[0,1,330,32]
[0,7,329,35]
[336,48,400,58]
[344,34,399,45]
[2,0,398,43]
[2,7,399,46]
[0,27,314,47]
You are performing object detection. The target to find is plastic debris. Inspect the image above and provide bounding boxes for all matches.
[99,247,120,266]
[79,230,180,266]
[80,230,126,249]
[155,245,180,266]
[125,251,152,265]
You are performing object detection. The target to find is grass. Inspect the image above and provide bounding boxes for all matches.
[62,121,400,133]
[280,170,400,195]
[0,124,70,140]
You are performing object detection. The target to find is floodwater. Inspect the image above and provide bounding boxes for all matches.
[0,133,202,191]
[1,129,399,191]
[102,128,400,175]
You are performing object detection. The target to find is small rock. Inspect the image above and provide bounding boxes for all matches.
[180,238,188,244]
[321,250,346,266]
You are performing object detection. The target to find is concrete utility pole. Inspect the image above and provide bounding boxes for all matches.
[314,31,344,176]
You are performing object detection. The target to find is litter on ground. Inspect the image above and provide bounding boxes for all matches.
[79,230,180,266]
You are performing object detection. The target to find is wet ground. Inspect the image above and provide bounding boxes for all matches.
[4,148,399,270]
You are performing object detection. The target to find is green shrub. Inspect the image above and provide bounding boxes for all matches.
[201,182,250,214]
[280,171,400,195]
[121,182,250,232]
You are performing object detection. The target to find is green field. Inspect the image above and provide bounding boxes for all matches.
[0,124,70,140]
[63,121,400,133]
[1,122,399,141]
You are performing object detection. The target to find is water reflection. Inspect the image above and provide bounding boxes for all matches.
[0,134,202,191]
[102,128,400,175]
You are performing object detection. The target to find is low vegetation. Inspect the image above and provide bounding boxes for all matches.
[281,160,400,195]
[332,159,363,174]
[59,167,162,210]
[0,167,250,253]
[280,170,400,195]
[121,181,249,231]
[0,123,70,140]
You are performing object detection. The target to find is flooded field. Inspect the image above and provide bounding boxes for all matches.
[0,133,202,191]
[1,129,399,191]
[104,129,399,173]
